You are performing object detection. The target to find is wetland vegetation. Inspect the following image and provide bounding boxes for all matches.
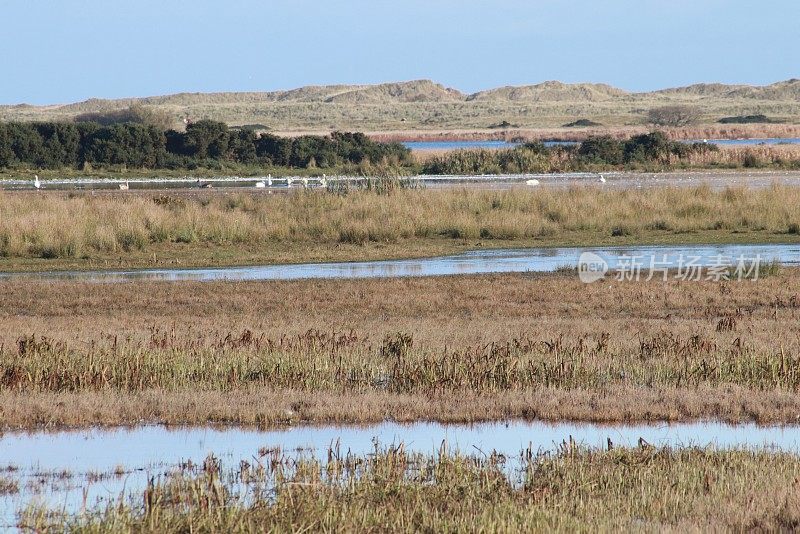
[420,133,800,174]
[3,118,800,181]
[5,87,800,534]
[7,7,800,531]
[3,270,800,429]
[16,446,800,532]
[2,185,800,271]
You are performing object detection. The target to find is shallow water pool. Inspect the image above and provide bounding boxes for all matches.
[3,419,800,527]
[0,242,796,283]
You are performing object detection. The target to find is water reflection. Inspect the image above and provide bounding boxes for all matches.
[403,139,800,151]
[3,419,800,526]
[1,243,798,283]
[404,139,800,151]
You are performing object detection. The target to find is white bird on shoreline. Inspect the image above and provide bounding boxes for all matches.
[598,174,607,183]
[525,178,540,186]
[255,179,266,188]
[33,175,41,190]
[119,181,129,190]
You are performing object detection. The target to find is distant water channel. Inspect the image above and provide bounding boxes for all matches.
[403,138,800,151]
[1,243,797,283]
[403,140,574,150]
[3,420,800,526]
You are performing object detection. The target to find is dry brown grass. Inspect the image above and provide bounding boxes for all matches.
[4,271,800,429]
[675,144,800,167]
[3,186,800,268]
[5,387,800,430]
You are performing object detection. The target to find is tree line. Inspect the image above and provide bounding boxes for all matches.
[0,120,412,170]
[0,121,722,175]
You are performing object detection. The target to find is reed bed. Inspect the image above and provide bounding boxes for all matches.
[674,144,800,167]
[375,123,800,143]
[5,326,800,395]
[4,271,800,427]
[421,144,800,174]
[3,186,800,261]
[19,447,800,532]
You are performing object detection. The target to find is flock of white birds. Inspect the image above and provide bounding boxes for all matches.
[29,173,607,190]
[526,173,605,187]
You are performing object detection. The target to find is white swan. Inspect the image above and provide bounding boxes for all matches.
[119,181,129,190]
[255,180,266,188]
[598,174,606,183]
[33,175,41,190]
[525,179,540,186]
[267,174,273,187]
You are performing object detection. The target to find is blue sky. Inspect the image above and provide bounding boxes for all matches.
[1,0,798,104]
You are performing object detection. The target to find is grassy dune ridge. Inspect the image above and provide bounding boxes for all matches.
[19,447,800,531]
[2,186,800,264]
[5,79,800,130]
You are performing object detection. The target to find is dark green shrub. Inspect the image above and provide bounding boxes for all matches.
[578,136,624,164]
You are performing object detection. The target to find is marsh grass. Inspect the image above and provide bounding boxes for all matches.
[419,143,800,173]
[678,144,800,169]
[18,447,800,532]
[3,185,800,261]
[377,124,800,145]
[5,324,800,396]
[4,270,800,427]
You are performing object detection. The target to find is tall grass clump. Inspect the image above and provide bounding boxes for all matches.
[422,144,572,174]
